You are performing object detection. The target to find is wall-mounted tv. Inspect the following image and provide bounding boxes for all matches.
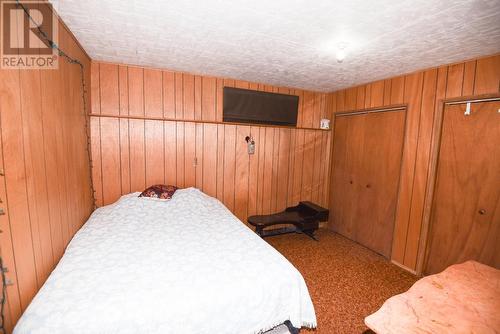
[223,87,299,126]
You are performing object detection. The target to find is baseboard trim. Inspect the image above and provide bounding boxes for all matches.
[391,260,419,276]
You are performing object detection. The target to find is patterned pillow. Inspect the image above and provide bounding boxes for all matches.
[139,184,178,200]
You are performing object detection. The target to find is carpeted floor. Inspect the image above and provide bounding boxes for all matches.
[266,228,418,334]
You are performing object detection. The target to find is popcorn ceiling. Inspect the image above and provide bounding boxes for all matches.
[50,0,500,92]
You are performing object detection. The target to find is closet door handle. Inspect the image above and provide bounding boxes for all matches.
[478,209,486,215]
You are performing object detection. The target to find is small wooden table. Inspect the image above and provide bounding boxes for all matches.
[365,261,500,333]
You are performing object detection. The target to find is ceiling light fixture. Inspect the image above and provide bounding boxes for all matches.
[336,43,348,63]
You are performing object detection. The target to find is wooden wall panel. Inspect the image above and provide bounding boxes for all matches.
[183,74,195,121]
[164,121,177,185]
[390,76,405,105]
[462,60,476,96]
[90,62,101,114]
[90,117,103,206]
[129,120,146,191]
[118,65,129,115]
[323,131,332,207]
[302,130,316,201]
[144,69,163,118]
[286,129,296,208]
[128,67,144,117]
[474,56,500,95]
[100,118,122,204]
[41,65,67,259]
[119,119,131,194]
[262,128,275,215]
[184,122,196,187]
[247,127,261,216]
[216,124,225,200]
[90,115,331,224]
[391,71,424,264]
[311,131,323,204]
[403,69,438,269]
[276,129,291,212]
[201,77,217,121]
[18,69,52,284]
[446,63,464,98]
[291,130,305,205]
[1,65,38,313]
[383,79,392,105]
[163,72,176,119]
[176,122,185,187]
[195,123,203,189]
[194,77,202,121]
[0,124,20,333]
[255,127,266,214]
[328,54,500,273]
[145,120,165,186]
[202,124,218,197]
[0,14,93,332]
[370,81,385,107]
[99,63,119,115]
[234,126,250,220]
[90,62,333,227]
[223,125,236,211]
[270,129,279,213]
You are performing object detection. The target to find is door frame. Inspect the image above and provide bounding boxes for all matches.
[328,104,408,259]
[416,93,500,275]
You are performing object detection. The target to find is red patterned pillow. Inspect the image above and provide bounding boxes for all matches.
[139,185,178,200]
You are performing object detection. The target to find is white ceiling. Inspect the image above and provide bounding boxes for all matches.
[50,0,500,92]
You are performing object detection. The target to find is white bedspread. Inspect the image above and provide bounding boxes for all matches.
[14,188,316,334]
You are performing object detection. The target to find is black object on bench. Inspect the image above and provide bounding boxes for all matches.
[247,201,329,241]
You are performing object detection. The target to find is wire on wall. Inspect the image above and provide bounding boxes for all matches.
[0,255,6,334]
[0,2,98,331]
[14,0,97,209]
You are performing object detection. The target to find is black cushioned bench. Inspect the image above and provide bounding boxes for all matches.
[247,201,329,241]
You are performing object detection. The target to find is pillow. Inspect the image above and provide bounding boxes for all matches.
[139,184,178,200]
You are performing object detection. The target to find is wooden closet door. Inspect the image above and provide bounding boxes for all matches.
[424,101,500,275]
[331,114,367,241]
[331,110,405,258]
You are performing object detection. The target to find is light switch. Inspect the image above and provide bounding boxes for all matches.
[245,136,255,155]
[248,140,255,154]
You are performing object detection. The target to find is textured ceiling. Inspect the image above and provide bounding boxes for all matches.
[50,0,500,92]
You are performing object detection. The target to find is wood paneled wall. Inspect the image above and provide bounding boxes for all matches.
[90,62,332,222]
[328,54,500,273]
[0,16,93,333]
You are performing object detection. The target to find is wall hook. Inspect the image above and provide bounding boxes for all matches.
[464,102,471,115]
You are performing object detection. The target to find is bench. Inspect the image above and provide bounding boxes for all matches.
[248,201,329,241]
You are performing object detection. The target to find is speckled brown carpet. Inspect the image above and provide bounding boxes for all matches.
[266,228,418,334]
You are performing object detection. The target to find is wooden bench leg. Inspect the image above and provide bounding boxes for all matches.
[283,320,299,334]
[302,229,318,241]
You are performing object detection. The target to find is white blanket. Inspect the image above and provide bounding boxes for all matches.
[14,188,316,334]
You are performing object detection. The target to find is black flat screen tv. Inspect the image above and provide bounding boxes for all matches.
[223,87,299,126]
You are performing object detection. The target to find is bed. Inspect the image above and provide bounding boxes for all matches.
[14,188,316,333]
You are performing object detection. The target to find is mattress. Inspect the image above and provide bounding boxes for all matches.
[14,188,316,334]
